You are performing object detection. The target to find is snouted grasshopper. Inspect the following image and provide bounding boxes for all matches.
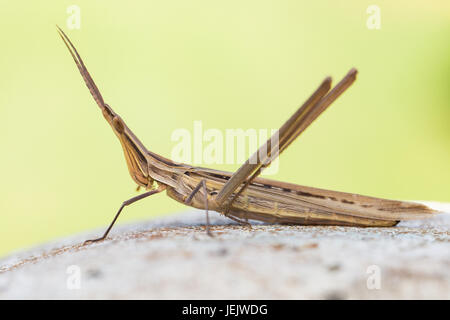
[56,27,437,243]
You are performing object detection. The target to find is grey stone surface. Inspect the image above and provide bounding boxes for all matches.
[0,202,449,299]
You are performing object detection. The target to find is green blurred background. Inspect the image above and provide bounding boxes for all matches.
[0,1,449,257]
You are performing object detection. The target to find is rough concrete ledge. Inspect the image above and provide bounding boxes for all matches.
[0,202,449,299]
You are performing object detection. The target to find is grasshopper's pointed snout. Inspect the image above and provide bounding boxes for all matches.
[58,26,151,188]
[57,26,127,136]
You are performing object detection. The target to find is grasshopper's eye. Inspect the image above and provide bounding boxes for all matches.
[112,116,125,134]
[103,104,114,117]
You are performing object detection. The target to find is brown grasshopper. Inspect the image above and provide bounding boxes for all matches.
[57,27,437,243]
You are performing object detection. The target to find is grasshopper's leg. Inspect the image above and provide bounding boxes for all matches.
[216,69,358,213]
[223,213,253,228]
[214,76,332,209]
[84,189,163,245]
[185,181,251,232]
[185,180,213,237]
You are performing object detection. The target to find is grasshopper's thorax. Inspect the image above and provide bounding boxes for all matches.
[145,153,193,191]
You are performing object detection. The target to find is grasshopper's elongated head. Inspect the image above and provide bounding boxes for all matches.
[104,105,154,189]
[57,26,154,189]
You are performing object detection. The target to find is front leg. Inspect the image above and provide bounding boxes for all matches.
[84,187,164,245]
